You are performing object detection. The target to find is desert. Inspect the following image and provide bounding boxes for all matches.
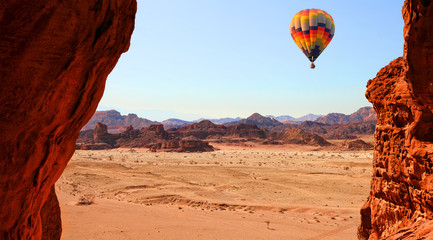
[58,142,372,240]
[2,0,433,239]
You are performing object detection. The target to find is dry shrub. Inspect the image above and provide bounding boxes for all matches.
[77,194,95,205]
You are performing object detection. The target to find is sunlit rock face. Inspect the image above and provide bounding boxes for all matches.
[359,0,433,239]
[0,1,136,239]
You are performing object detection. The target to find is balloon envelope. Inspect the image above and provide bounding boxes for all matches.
[290,9,335,63]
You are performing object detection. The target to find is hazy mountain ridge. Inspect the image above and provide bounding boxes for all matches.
[316,107,376,125]
[267,114,323,123]
[161,119,193,130]
[196,117,243,125]
[225,113,283,128]
[82,110,159,132]
[83,107,375,132]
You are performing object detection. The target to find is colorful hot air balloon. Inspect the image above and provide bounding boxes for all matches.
[290,9,335,69]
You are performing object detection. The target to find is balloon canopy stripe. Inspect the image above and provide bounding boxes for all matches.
[290,8,335,63]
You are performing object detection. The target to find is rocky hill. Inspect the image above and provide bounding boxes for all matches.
[225,113,283,128]
[316,107,376,125]
[196,117,243,125]
[77,123,214,152]
[161,118,192,130]
[82,110,158,132]
[171,120,227,139]
[272,114,322,123]
[170,120,266,140]
[280,129,331,146]
[340,139,373,150]
[271,120,376,140]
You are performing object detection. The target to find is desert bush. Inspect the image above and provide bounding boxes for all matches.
[77,194,95,205]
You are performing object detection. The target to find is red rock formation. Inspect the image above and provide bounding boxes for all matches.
[150,140,214,152]
[359,1,433,239]
[0,1,136,239]
[281,128,331,146]
[316,107,377,125]
[173,120,227,139]
[40,187,61,240]
[94,122,117,146]
[226,113,283,128]
[82,110,159,132]
[225,124,267,139]
[77,123,216,152]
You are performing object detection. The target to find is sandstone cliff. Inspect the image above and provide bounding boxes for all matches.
[0,1,136,239]
[359,0,433,238]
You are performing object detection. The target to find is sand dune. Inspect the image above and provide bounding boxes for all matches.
[57,144,372,239]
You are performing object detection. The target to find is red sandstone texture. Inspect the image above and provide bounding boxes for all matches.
[359,0,433,239]
[0,1,136,239]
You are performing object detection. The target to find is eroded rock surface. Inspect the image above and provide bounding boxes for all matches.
[0,0,136,239]
[359,0,433,239]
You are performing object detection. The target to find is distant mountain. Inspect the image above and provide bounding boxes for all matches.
[82,110,159,132]
[272,115,296,123]
[226,113,283,128]
[296,114,323,122]
[161,118,192,129]
[196,117,243,125]
[267,114,322,124]
[271,119,376,140]
[315,107,376,125]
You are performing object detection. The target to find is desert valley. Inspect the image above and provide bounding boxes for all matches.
[4,1,433,239]
[57,107,376,239]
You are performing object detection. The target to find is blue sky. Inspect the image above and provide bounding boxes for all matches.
[99,0,405,121]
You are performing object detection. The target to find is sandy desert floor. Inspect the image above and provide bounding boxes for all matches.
[57,143,372,240]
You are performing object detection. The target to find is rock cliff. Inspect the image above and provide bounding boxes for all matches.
[0,0,136,239]
[359,0,433,239]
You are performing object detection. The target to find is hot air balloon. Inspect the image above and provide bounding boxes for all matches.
[290,9,335,69]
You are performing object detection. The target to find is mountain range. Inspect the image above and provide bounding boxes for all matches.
[82,106,376,132]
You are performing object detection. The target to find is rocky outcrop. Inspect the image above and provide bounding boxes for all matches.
[77,123,215,152]
[115,124,171,148]
[281,129,331,146]
[341,139,373,151]
[359,1,433,238]
[226,113,283,128]
[0,1,136,239]
[225,124,267,139]
[173,120,227,139]
[162,118,193,129]
[82,110,159,132]
[150,140,214,152]
[323,121,376,140]
[316,107,376,125]
[94,122,116,146]
[271,120,376,140]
